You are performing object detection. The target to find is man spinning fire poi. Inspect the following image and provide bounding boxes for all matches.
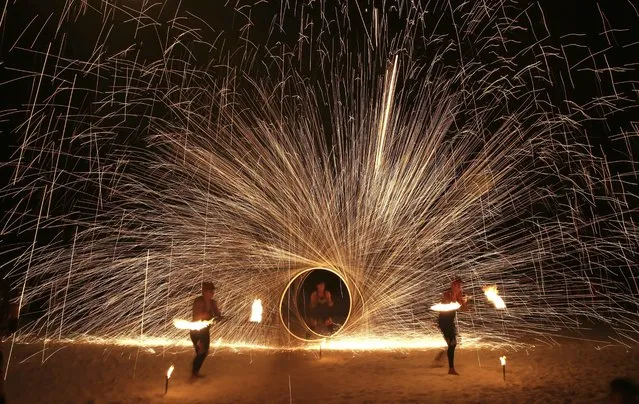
[309,281,335,334]
[436,278,469,376]
[190,282,223,379]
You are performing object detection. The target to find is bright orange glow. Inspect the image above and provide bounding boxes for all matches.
[500,355,506,366]
[307,336,482,351]
[173,319,211,330]
[61,334,500,351]
[250,299,262,323]
[166,365,175,379]
[430,302,461,312]
[34,331,520,352]
[483,285,507,309]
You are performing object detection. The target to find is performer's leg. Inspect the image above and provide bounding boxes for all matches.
[446,335,456,368]
[444,330,459,375]
[191,331,209,376]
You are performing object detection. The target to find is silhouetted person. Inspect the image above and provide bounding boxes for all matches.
[190,282,222,379]
[609,378,639,404]
[436,278,468,375]
[0,278,18,404]
[309,281,334,334]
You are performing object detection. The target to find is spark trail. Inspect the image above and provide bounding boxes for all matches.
[0,1,637,349]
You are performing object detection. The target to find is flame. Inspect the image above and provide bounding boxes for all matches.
[59,334,502,350]
[166,365,175,379]
[483,285,506,309]
[313,336,474,350]
[250,299,263,323]
[500,356,506,366]
[173,319,212,330]
[430,302,461,312]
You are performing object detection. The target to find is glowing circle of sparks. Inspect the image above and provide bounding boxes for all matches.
[278,267,354,342]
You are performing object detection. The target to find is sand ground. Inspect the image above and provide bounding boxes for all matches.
[2,339,638,403]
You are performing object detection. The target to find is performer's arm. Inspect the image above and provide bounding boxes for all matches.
[211,299,223,320]
[459,295,471,311]
[326,291,334,307]
[310,292,318,308]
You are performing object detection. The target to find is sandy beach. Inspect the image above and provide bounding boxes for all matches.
[3,338,638,403]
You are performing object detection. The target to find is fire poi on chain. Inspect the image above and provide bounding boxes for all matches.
[430,302,461,312]
[483,286,507,309]
[173,319,212,331]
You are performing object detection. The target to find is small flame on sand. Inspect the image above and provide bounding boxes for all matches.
[173,319,212,330]
[500,356,506,366]
[483,285,506,309]
[250,299,263,323]
[430,302,461,312]
[166,365,175,379]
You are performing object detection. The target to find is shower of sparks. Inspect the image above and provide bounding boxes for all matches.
[483,286,506,310]
[0,0,638,352]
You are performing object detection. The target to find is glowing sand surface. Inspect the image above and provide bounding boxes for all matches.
[3,339,638,403]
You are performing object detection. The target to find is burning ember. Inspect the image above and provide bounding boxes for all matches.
[173,319,212,330]
[250,299,263,323]
[166,365,175,379]
[483,285,506,309]
[430,302,461,312]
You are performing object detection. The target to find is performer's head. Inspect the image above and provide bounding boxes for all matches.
[202,282,216,300]
[316,281,326,294]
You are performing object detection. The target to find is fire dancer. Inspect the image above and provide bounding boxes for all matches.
[0,278,18,404]
[436,278,468,375]
[190,281,223,379]
[309,281,334,334]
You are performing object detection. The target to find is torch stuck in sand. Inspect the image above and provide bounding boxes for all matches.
[165,365,175,394]
[500,356,506,381]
